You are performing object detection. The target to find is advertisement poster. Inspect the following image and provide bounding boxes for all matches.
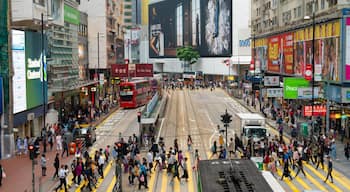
[111,64,153,77]
[294,21,340,81]
[282,33,294,74]
[254,38,267,72]
[12,30,27,113]
[345,18,350,80]
[267,36,280,73]
[148,0,232,57]
[25,31,47,110]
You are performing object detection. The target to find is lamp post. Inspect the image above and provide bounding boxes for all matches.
[252,31,256,108]
[41,13,46,133]
[304,1,316,135]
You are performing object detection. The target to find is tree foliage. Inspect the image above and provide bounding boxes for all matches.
[176,46,200,65]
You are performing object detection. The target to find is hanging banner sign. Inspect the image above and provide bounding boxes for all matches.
[304,105,326,117]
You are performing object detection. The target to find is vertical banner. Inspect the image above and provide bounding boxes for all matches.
[282,33,294,74]
[267,36,280,73]
[346,18,350,80]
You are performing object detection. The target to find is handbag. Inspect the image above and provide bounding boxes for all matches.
[2,171,6,178]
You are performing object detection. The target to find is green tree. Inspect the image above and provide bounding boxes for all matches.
[176,46,200,72]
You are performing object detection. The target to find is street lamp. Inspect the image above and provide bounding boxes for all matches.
[304,0,316,136]
[96,32,104,108]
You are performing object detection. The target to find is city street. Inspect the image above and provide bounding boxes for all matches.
[3,88,350,192]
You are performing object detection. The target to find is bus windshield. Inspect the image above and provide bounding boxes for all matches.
[244,127,266,138]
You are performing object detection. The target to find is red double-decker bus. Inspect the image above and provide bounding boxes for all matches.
[119,79,152,108]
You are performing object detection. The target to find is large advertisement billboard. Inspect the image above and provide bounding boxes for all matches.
[267,33,293,74]
[148,0,232,58]
[283,77,309,99]
[111,64,153,78]
[12,30,47,114]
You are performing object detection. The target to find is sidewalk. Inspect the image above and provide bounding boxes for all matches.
[0,106,119,192]
[230,93,350,179]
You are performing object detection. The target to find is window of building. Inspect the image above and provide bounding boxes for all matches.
[321,0,325,9]
[191,0,200,46]
[125,4,132,9]
[294,8,297,18]
[298,6,302,17]
[176,3,183,46]
[33,0,45,6]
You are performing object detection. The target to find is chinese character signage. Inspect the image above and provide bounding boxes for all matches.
[111,64,153,78]
[266,88,283,98]
[304,105,326,117]
[264,76,280,86]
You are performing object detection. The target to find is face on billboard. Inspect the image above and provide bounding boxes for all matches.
[148,0,232,58]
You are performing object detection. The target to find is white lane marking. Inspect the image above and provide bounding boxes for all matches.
[156,118,165,143]
[205,111,215,127]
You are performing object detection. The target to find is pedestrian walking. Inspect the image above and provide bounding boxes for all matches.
[98,151,105,179]
[48,133,54,151]
[56,134,62,151]
[280,161,293,181]
[315,147,324,170]
[61,138,69,158]
[146,149,153,173]
[170,160,180,183]
[71,159,77,184]
[228,137,235,158]
[55,165,68,192]
[324,156,334,183]
[42,136,47,154]
[181,157,189,181]
[0,164,5,187]
[74,160,83,186]
[210,141,218,159]
[330,140,337,160]
[344,142,350,160]
[294,157,306,178]
[187,135,193,151]
[138,163,148,189]
[41,154,47,176]
[53,153,60,179]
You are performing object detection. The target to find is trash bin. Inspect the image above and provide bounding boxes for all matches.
[69,142,76,155]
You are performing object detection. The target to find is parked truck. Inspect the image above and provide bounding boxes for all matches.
[233,113,268,147]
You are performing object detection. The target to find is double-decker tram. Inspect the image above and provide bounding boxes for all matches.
[119,79,152,108]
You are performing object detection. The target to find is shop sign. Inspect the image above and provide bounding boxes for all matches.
[266,88,283,98]
[297,87,319,99]
[283,77,309,99]
[304,105,326,117]
[111,64,153,77]
[264,76,280,86]
[64,5,80,25]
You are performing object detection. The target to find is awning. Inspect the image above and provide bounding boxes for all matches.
[230,56,252,64]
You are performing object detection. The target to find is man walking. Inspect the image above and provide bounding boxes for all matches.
[324,156,334,183]
[294,157,306,178]
[98,151,105,179]
[55,165,68,192]
[53,153,60,179]
[41,154,47,176]
[61,137,69,158]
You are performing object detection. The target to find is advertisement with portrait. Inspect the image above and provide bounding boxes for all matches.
[267,36,280,73]
[148,0,232,58]
[293,21,340,81]
[50,0,64,26]
[254,38,267,72]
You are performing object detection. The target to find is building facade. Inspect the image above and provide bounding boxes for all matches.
[251,0,350,136]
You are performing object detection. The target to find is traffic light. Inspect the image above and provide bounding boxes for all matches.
[227,114,232,123]
[28,144,35,160]
[34,144,40,158]
[221,114,227,123]
[137,111,141,123]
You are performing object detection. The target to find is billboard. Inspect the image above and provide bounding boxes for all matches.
[345,17,350,81]
[283,77,309,99]
[294,21,340,82]
[267,33,293,74]
[304,105,326,117]
[264,76,280,87]
[254,38,267,72]
[12,30,47,113]
[148,0,232,58]
[111,64,153,77]
[266,88,283,98]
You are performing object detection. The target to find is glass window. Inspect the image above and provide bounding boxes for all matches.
[176,3,183,46]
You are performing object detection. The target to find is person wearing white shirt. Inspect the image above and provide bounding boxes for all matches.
[98,152,105,179]
[146,150,153,173]
[55,165,67,192]
[56,134,62,151]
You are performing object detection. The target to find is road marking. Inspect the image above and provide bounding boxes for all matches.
[161,170,168,192]
[156,118,165,143]
[146,163,157,192]
[286,167,312,190]
[106,175,116,192]
[303,163,343,192]
[322,166,350,187]
[275,167,299,191]
[186,152,195,192]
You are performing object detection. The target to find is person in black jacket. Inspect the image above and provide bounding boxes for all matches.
[324,156,333,183]
[52,153,60,179]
